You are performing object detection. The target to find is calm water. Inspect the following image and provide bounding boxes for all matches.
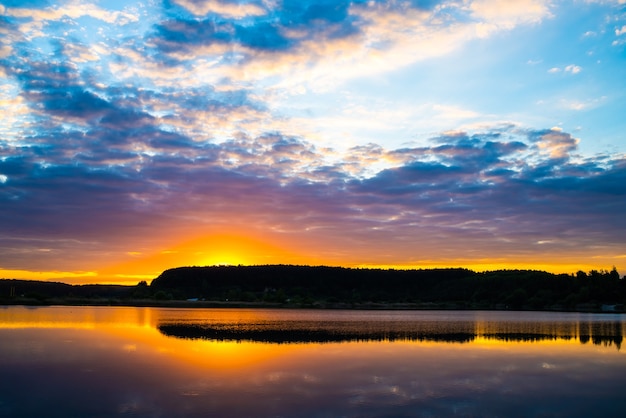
[1,307,625,417]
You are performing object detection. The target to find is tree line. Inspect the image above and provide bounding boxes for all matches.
[2,265,624,311]
[149,265,625,311]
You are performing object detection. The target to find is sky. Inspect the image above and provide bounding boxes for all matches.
[1,0,625,285]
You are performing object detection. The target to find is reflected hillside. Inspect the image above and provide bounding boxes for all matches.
[158,317,624,349]
[158,322,477,344]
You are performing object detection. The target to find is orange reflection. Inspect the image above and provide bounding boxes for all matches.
[2,306,624,377]
[3,307,626,418]
[0,306,311,370]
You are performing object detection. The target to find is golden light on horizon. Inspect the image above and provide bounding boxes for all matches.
[189,233,282,266]
[0,268,98,281]
[2,228,623,285]
[90,230,322,284]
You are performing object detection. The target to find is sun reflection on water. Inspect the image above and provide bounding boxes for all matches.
[1,307,626,417]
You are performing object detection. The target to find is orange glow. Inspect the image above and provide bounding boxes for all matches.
[356,258,624,275]
[91,230,320,284]
[2,306,624,378]
[0,307,314,370]
[1,229,325,284]
[0,268,97,281]
[2,229,623,285]
[156,338,307,370]
[175,232,297,266]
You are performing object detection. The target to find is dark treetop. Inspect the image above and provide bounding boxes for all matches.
[149,265,625,311]
[2,265,624,311]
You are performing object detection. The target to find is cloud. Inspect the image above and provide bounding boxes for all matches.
[469,0,551,30]
[564,64,582,74]
[560,96,606,111]
[2,117,625,272]
[172,0,267,18]
[62,42,103,64]
[4,1,138,26]
[140,0,554,94]
[548,65,582,74]
[341,128,625,258]
[528,128,579,160]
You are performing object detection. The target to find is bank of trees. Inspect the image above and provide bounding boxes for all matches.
[149,265,626,310]
[0,279,133,303]
[2,265,624,310]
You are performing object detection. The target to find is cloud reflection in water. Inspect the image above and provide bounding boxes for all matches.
[1,307,625,417]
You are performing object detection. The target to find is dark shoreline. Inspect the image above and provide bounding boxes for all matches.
[1,297,624,314]
[2,265,625,313]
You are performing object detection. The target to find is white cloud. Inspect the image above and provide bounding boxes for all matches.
[432,104,481,120]
[535,128,579,159]
[567,102,587,111]
[564,64,582,74]
[0,83,32,143]
[0,45,12,59]
[469,0,551,29]
[151,0,555,95]
[5,1,138,25]
[561,96,606,111]
[172,0,266,18]
[548,65,581,74]
[616,25,626,36]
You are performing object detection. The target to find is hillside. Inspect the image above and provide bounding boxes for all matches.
[2,265,624,311]
[150,265,626,311]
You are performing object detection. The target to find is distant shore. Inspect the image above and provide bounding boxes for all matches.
[1,297,623,313]
[2,265,625,313]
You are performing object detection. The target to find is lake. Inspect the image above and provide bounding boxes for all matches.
[0,306,625,417]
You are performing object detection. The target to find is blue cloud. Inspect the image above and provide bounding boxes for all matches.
[153,0,365,57]
[43,89,112,118]
[235,22,292,50]
[1,0,50,7]
[2,123,625,266]
[155,18,229,49]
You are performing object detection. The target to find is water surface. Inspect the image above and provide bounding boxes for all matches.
[1,306,625,417]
